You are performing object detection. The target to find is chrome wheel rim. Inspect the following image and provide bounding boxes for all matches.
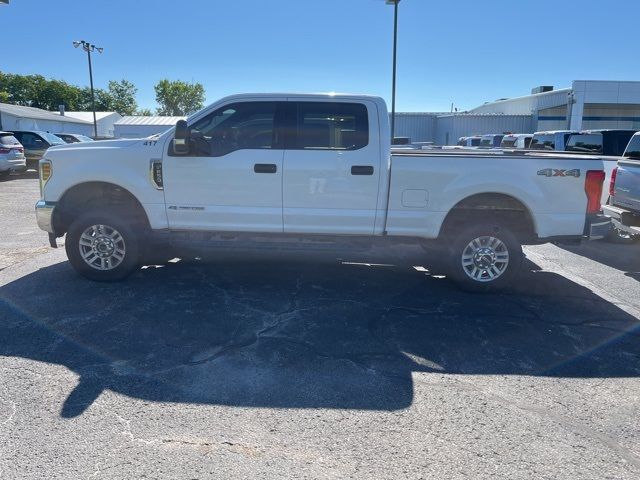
[78,224,126,271]
[461,235,509,283]
[615,228,633,240]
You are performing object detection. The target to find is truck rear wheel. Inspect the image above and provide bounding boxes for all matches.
[445,224,523,292]
[65,211,140,281]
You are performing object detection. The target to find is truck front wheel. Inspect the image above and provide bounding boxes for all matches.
[65,211,140,281]
[445,224,523,292]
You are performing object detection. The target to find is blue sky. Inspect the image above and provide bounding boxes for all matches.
[2,0,639,112]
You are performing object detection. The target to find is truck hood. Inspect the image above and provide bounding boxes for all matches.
[47,138,143,152]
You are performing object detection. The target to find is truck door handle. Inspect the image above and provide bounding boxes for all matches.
[351,165,374,175]
[254,163,277,174]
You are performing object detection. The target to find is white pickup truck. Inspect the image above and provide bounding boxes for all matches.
[35,93,610,291]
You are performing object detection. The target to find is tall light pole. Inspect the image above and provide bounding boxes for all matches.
[73,40,103,138]
[386,0,400,143]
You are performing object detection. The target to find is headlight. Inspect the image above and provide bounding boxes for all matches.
[39,160,52,195]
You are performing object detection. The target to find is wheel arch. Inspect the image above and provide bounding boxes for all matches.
[438,192,537,243]
[53,181,151,236]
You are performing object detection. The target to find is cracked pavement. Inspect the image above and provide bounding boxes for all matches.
[1,175,640,479]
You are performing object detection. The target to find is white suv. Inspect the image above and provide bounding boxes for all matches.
[0,132,26,178]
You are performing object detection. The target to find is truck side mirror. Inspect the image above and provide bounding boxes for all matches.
[173,120,190,155]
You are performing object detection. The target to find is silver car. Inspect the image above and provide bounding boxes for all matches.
[0,132,26,178]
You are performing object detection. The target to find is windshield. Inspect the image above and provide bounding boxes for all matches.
[41,132,65,145]
[74,135,94,142]
[566,133,603,153]
[624,135,640,158]
[501,138,517,148]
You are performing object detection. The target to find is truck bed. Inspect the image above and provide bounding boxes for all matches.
[386,150,607,240]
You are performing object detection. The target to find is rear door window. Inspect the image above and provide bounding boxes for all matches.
[530,134,555,150]
[566,134,603,153]
[16,133,40,148]
[294,102,369,150]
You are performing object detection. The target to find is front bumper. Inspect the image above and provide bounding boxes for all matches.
[35,200,55,234]
[602,204,640,236]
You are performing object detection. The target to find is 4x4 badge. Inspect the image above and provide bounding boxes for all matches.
[537,168,581,178]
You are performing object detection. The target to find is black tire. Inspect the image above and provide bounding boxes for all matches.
[445,224,523,293]
[606,227,640,244]
[65,210,141,281]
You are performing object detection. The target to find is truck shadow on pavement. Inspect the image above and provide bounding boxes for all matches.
[1,256,639,418]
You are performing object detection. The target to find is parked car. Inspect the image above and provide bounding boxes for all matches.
[11,130,65,170]
[36,93,608,291]
[565,129,638,156]
[455,136,481,147]
[0,131,26,178]
[566,130,639,205]
[479,134,505,148]
[529,130,577,151]
[500,134,533,149]
[602,132,640,243]
[55,133,94,144]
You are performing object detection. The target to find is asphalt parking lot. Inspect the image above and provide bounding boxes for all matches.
[1,174,639,479]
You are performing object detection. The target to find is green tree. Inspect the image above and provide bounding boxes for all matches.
[154,79,205,116]
[0,71,140,113]
[136,107,153,116]
[0,72,84,110]
[105,79,138,115]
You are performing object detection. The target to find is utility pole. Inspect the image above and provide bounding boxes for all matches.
[386,0,401,143]
[73,40,103,138]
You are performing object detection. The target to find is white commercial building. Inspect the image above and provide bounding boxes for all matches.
[0,103,93,136]
[470,80,640,132]
[114,116,185,138]
[395,80,640,145]
[54,111,122,138]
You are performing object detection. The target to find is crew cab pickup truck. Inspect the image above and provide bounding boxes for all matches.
[603,132,640,241]
[35,93,609,291]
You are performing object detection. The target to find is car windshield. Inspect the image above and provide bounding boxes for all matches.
[42,132,65,145]
[75,135,94,142]
[624,135,640,158]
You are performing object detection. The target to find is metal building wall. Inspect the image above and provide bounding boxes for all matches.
[0,112,93,136]
[392,113,440,142]
[434,115,534,145]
